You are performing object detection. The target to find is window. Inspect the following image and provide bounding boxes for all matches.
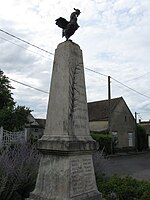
[128,133,133,147]
[112,132,118,144]
[125,115,127,122]
[148,135,150,148]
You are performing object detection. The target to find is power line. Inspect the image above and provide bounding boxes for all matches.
[1,29,150,101]
[9,78,49,94]
[6,67,150,100]
[0,28,54,55]
[85,68,150,100]
[0,36,51,59]
[137,113,143,120]
[112,77,150,100]
[125,71,150,82]
[140,112,150,114]
[85,67,108,77]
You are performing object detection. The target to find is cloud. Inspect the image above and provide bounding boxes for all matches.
[0,0,150,120]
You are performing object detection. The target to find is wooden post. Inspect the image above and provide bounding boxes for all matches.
[108,76,111,133]
[0,126,3,147]
[24,128,28,142]
[108,76,113,154]
[135,112,138,151]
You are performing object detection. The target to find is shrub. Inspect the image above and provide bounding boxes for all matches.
[97,175,150,200]
[0,142,40,200]
[91,133,112,154]
[137,125,148,151]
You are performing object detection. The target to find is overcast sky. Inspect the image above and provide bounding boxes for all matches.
[0,0,150,121]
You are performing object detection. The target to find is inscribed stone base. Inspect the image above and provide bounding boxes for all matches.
[28,152,103,200]
[29,191,103,200]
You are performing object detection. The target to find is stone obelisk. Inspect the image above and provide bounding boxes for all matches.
[28,41,102,200]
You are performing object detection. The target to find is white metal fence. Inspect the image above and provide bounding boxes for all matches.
[0,126,27,147]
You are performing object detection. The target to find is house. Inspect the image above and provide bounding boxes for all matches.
[88,97,136,151]
[139,120,150,148]
[25,114,46,142]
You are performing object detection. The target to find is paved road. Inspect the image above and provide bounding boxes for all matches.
[103,152,150,180]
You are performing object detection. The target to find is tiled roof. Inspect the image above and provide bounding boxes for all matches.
[88,97,122,121]
[36,118,46,128]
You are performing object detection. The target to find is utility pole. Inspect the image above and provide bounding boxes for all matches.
[135,112,138,151]
[108,76,111,133]
[108,76,113,154]
[135,112,137,123]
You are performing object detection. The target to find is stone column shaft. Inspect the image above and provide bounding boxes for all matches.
[28,41,102,200]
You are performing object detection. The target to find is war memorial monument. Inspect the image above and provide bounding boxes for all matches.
[28,8,103,200]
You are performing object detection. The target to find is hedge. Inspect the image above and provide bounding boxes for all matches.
[97,175,150,200]
[137,125,148,151]
[91,133,112,154]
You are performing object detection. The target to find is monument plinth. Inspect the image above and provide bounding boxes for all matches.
[28,41,103,200]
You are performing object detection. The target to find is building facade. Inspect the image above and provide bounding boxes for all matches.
[88,97,136,150]
[25,114,46,142]
[139,120,150,148]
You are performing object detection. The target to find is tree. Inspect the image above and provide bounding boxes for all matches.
[137,124,148,151]
[0,69,32,131]
[0,70,15,109]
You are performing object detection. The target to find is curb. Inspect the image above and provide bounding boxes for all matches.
[108,151,150,158]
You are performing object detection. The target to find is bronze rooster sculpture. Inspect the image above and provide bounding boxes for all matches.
[56,8,81,40]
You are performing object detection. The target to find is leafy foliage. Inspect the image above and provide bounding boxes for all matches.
[137,124,148,151]
[97,175,150,200]
[91,133,112,154]
[0,70,15,109]
[0,105,31,131]
[0,69,32,131]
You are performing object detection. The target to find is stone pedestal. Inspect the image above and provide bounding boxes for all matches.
[28,41,103,200]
